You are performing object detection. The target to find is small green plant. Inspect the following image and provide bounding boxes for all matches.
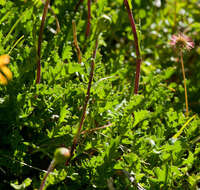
[0,1,200,190]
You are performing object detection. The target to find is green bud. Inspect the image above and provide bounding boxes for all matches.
[96,14,111,35]
[54,147,70,165]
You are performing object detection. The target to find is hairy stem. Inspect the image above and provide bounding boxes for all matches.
[39,159,55,190]
[124,0,142,94]
[86,0,91,38]
[72,20,82,64]
[66,38,99,165]
[36,0,50,84]
[180,50,189,116]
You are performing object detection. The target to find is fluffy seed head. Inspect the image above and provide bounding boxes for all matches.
[170,33,194,51]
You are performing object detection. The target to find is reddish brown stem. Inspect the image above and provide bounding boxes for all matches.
[124,0,142,94]
[39,159,55,190]
[36,0,50,84]
[41,0,60,33]
[66,38,99,165]
[81,123,113,135]
[86,0,91,38]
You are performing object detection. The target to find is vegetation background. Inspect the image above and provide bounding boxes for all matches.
[0,0,200,189]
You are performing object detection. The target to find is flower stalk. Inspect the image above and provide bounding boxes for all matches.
[39,147,70,190]
[66,37,99,166]
[124,0,142,95]
[39,159,55,190]
[180,50,188,116]
[170,33,194,116]
[86,0,91,38]
[72,20,82,64]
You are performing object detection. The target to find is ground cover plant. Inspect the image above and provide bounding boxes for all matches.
[0,0,200,189]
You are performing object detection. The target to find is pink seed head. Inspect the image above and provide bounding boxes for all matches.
[170,33,194,51]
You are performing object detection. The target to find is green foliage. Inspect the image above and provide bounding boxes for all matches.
[0,0,200,189]
[10,178,32,190]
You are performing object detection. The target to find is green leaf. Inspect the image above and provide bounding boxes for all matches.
[10,178,32,190]
[62,45,72,61]
[0,0,5,5]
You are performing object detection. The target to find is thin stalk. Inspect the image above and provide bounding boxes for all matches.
[39,159,56,190]
[86,0,91,38]
[124,0,142,94]
[36,0,50,84]
[172,114,196,139]
[72,20,82,64]
[41,0,60,33]
[66,38,99,165]
[8,35,24,55]
[180,50,189,116]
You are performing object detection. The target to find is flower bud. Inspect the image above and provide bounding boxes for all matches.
[54,147,70,165]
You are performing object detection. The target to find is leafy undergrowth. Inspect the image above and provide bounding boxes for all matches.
[0,0,200,189]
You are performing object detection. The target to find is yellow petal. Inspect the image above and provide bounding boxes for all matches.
[0,72,8,85]
[1,66,12,80]
[0,54,10,66]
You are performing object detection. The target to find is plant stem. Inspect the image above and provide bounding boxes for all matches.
[8,35,24,55]
[180,50,189,116]
[41,0,60,33]
[72,20,82,64]
[124,0,142,95]
[39,159,55,190]
[86,0,91,38]
[36,0,50,84]
[66,38,99,165]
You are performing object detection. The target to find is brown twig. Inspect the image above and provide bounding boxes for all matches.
[72,20,82,64]
[66,38,99,166]
[41,0,60,33]
[36,0,50,84]
[81,123,113,135]
[86,0,91,38]
[124,0,142,94]
[39,159,56,190]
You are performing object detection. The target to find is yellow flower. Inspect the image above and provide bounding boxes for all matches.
[0,54,12,85]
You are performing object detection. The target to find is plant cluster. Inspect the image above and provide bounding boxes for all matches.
[0,0,200,189]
